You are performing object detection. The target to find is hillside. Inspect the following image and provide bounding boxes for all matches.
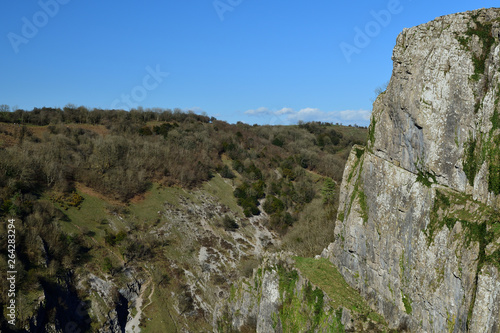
[0,107,368,331]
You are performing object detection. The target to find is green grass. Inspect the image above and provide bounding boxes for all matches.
[294,257,386,324]
[128,183,194,221]
[275,263,345,332]
[140,286,182,333]
[50,191,111,242]
[202,174,242,217]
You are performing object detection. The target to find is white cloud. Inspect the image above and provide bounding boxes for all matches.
[339,109,371,121]
[244,107,271,115]
[245,107,371,126]
[275,107,294,115]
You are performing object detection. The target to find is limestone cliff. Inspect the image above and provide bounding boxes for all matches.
[217,252,388,332]
[322,8,500,332]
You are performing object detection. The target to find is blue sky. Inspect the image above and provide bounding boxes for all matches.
[1,1,498,126]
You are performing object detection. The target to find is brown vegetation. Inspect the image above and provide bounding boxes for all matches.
[0,106,367,330]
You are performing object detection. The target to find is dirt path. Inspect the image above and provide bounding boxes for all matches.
[125,278,154,333]
[142,279,155,311]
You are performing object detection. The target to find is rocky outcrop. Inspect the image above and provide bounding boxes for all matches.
[323,8,500,332]
[370,8,500,202]
[216,252,388,332]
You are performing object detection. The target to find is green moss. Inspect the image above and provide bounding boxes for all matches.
[388,281,394,297]
[358,190,369,224]
[492,109,500,132]
[456,35,470,49]
[460,91,500,193]
[486,249,500,269]
[487,135,500,195]
[463,135,481,186]
[277,265,299,303]
[427,189,488,245]
[401,292,413,315]
[460,17,496,82]
[355,147,365,159]
[416,169,437,187]
[254,267,263,289]
[309,286,325,325]
[436,189,451,207]
[399,250,406,278]
[347,148,364,183]
[426,187,499,273]
[229,284,236,301]
[368,117,377,148]
[338,211,345,222]
[447,311,457,333]
[346,154,365,221]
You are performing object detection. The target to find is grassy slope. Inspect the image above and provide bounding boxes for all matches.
[294,257,386,324]
[54,177,238,332]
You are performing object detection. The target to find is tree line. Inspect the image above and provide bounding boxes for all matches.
[0,106,368,329]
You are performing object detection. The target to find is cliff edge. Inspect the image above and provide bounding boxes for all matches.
[323,8,500,332]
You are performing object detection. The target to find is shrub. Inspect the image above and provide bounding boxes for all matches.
[321,178,336,205]
[232,160,245,174]
[50,191,84,210]
[263,195,285,215]
[251,180,266,199]
[104,230,127,246]
[153,122,178,138]
[223,215,239,230]
[281,157,296,180]
[272,137,284,147]
[138,126,153,136]
[245,163,263,180]
[220,165,235,179]
[102,257,113,273]
[234,182,262,216]
[269,211,294,233]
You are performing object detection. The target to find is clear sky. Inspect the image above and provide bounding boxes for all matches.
[1,1,498,126]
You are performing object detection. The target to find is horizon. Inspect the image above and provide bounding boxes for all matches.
[2,1,499,127]
[0,105,370,128]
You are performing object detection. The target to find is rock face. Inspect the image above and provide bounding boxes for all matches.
[216,252,386,332]
[322,8,500,332]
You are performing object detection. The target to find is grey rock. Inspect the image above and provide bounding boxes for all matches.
[323,8,500,332]
[470,265,500,333]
